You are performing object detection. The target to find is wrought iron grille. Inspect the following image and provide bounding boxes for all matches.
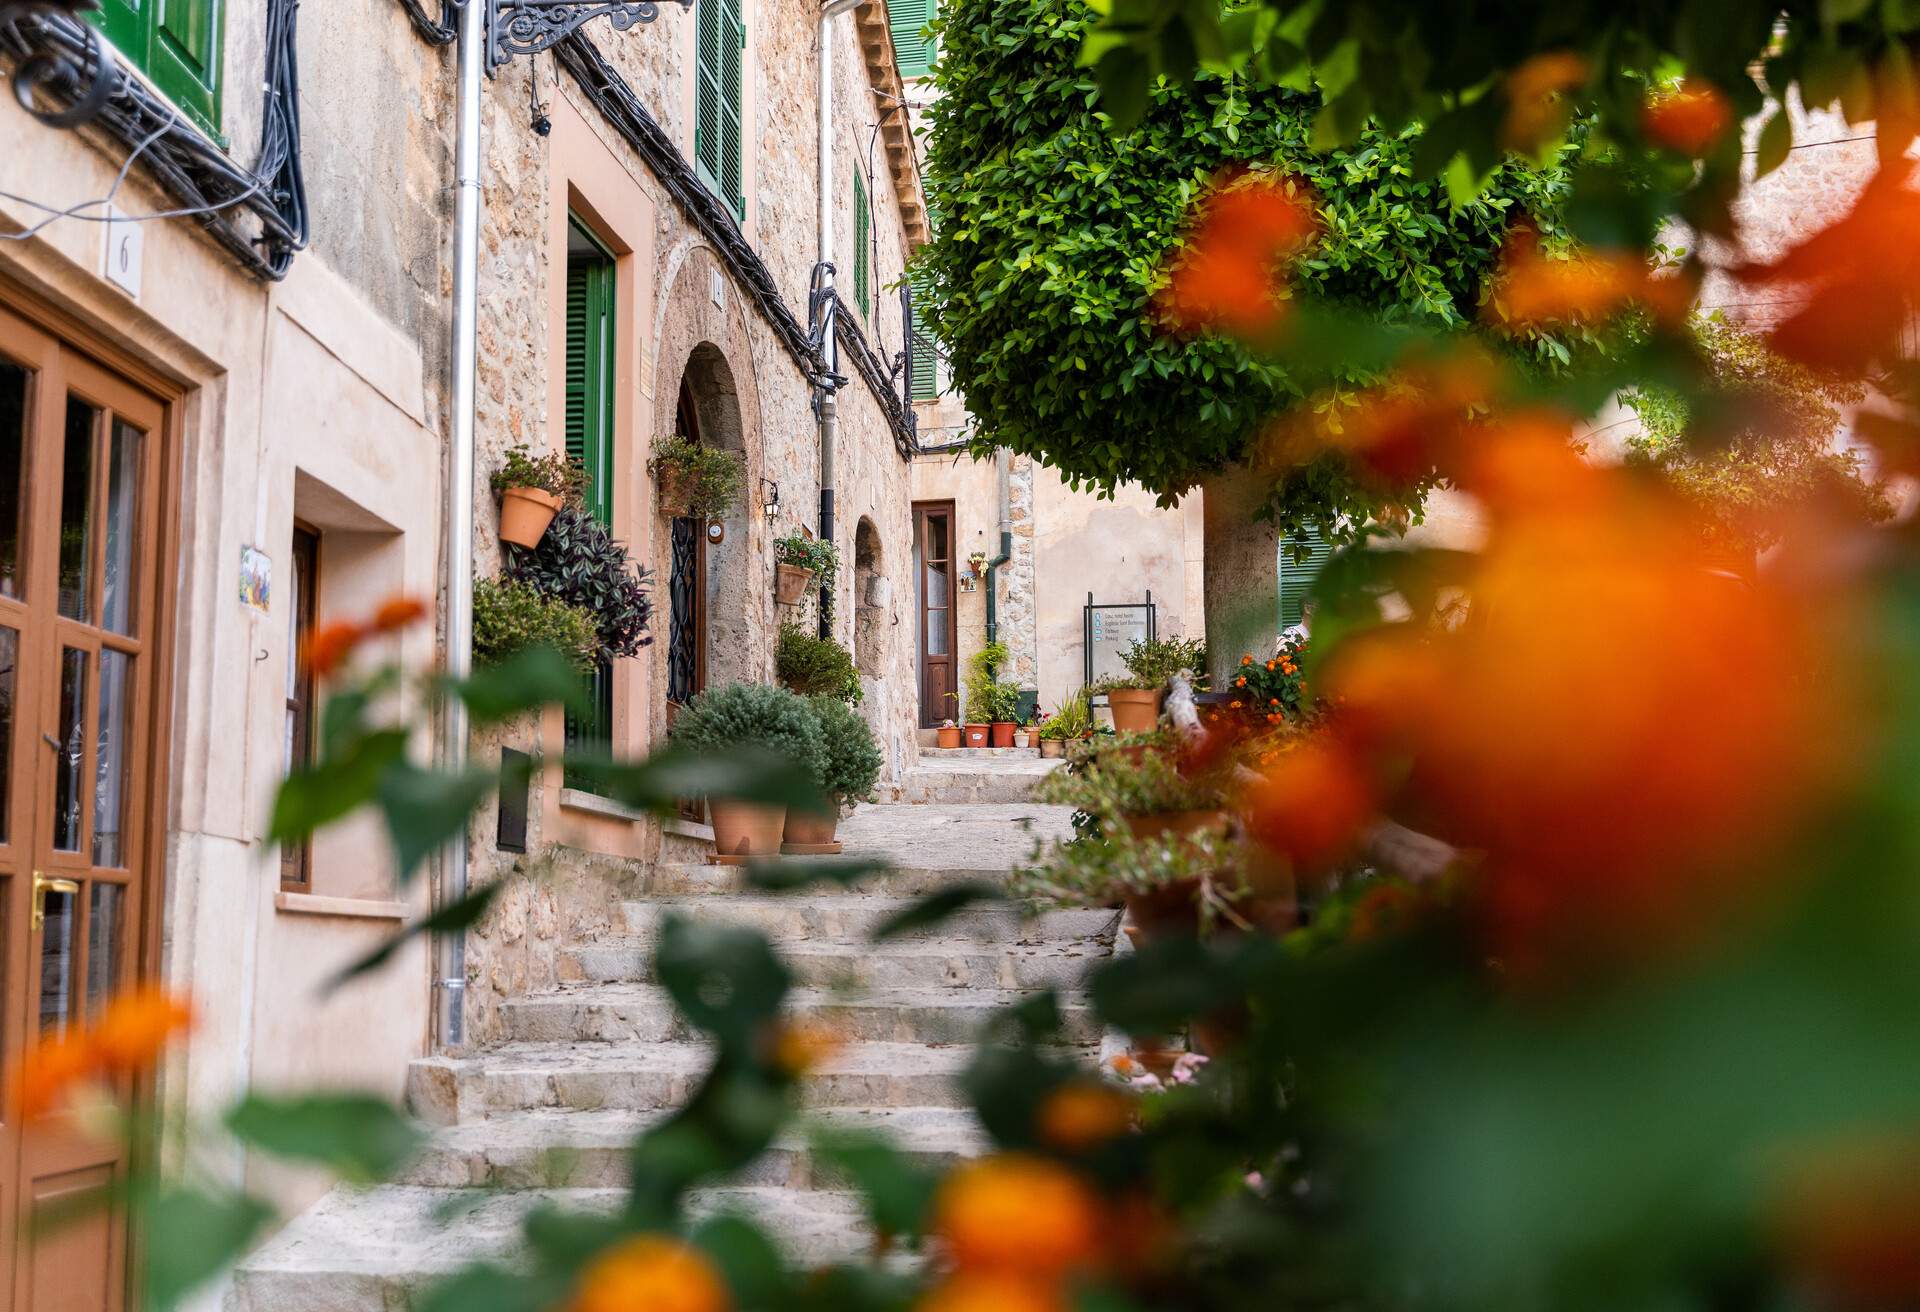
[667,516,700,705]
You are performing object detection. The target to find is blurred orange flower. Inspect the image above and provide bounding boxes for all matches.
[299,619,366,679]
[1641,79,1732,156]
[565,1236,730,1312]
[932,1154,1102,1279]
[1501,52,1588,152]
[1485,228,1681,331]
[10,986,194,1119]
[1774,1137,1920,1307]
[1036,1082,1136,1152]
[1157,171,1318,339]
[916,1273,1067,1312]
[368,595,430,634]
[1242,738,1376,873]
[766,1018,843,1077]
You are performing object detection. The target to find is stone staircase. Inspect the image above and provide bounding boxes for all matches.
[230,757,1099,1309]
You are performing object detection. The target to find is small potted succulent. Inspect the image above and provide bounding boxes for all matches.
[1035,690,1090,759]
[936,718,962,749]
[784,696,883,853]
[1097,635,1208,734]
[774,533,837,607]
[492,445,585,548]
[649,435,745,520]
[670,682,825,861]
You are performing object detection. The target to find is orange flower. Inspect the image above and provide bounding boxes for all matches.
[1486,229,1664,330]
[1107,1053,1141,1078]
[91,987,194,1074]
[1036,1082,1135,1152]
[1501,51,1588,152]
[1243,738,1376,873]
[1641,79,1731,156]
[916,1273,1066,1312]
[765,1018,843,1077]
[368,594,430,634]
[1235,677,1247,688]
[1241,655,1254,666]
[565,1236,730,1312]
[1265,660,1276,670]
[300,619,366,679]
[932,1155,1102,1279]
[1157,171,1319,340]
[12,1033,100,1119]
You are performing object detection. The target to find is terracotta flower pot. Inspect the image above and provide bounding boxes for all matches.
[656,466,696,516]
[1015,730,1033,749]
[775,562,816,606]
[1038,738,1064,759]
[708,800,787,859]
[963,723,990,748]
[936,724,962,749]
[1107,687,1162,734]
[1121,809,1230,843]
[498,486,561,548]
[990,721,1016,748]
[782,807,842,854]
[1124,879,1202,944]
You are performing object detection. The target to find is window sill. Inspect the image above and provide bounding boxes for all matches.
[274,891,409,922]
[559,788,647,824]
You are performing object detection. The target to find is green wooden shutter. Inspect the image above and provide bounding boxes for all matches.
[909,300,939,400]
[887,0,935,78]
[564,245,615,527]
[1278,532,1334,630]
[92,0,223,135]
[853,171,871,320]
[694,0,745,219]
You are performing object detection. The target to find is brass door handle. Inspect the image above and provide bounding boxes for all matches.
[31,873,80,932]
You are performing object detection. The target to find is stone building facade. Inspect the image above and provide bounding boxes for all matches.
[1,0,928,1299]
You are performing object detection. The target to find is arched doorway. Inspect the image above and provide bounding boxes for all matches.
[854,517,885,677]
[664,343,750,716]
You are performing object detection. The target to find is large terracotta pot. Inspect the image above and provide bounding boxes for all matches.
[936,724,962,749]
[1039,738,1064,759]
[990,721,1016,748]
[1121,809,1230,843]
[1124,879,1202,944]
[775,563,816,606]
[656,466,696,516]
[499,486,561,548]
[1107,687,1162,734]
[708,800,787,859]
[782,807,842,854]
[963,723,990,748]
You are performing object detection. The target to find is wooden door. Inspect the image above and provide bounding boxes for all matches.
[912,502,957,728]
[0,302,168,1312]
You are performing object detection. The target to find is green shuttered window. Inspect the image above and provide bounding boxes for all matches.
[909,299,939,400]
[1278,532,1333,631]
[852,171,872,322]
[695,0,745,219]
[887,0,936,78]
[564,230,617,787]
[93,0,224,136]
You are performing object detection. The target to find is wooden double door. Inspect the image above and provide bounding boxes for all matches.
[0,302,170,1311]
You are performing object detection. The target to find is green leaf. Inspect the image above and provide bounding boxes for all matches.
[225,1093,425,1183]
[1822,0,1875,23]
[322,881,504,991]
[691,1213,790,1305]
[377,761,502,885]
[447,646,588,723]
[809,1126,940,1239]
[141,1187,275,1310]
[417,1266,555,1312]
[1754,108,1792,179]
[1092,47,1150,128]
[269,729,408,844]
[867,882,1005,941]
[654,916,791,1045]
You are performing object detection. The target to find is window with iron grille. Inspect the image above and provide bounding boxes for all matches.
[695,0,746,220]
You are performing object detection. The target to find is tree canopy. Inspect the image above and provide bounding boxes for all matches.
[912,0,1570,541]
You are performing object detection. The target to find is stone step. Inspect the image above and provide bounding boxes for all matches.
[881,759,1063,805]
[409,1039,1000,1123]
[565,933,1103,992]
[501,983,1102,1046]
[920,746,1040,759]
[645,861,1009,898]
[400,1105,989,1191]
[617,894,1116,946]
[229,1183,886,1311]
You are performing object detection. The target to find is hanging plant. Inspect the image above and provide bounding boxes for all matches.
[649,436,745,519]
[773,533,837,608]
[491,445,586,548]
[507,505,653,661]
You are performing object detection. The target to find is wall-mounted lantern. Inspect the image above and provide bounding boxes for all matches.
[760,477,781,523]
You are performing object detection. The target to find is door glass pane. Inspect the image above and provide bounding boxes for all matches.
[927,606,949,656]
[0,625,15,846]
[101,420,141,635]
[927,560,949,611]
[0,358,26,598]
[58,397,97,623]
[926,514,948,563]
[94,649,131,866]
[40,887,74,1034]
[86,883,122,1017]
[53,646,88,852]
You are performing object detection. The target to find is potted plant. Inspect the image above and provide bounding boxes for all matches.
[775,621,860,703]
[491,445,584,548]
[784,696,883,853]
[649,435,745,519]
[775,533,837,607]
[1036,690,1090,759]
[1224,634,1314,725]
[1015,713,1034,750]
[507,506,654,661]
[986,683,1020,748]
[1012,828,1271,944]
[963,721,990,748]
[936,718,962,749]
[669,682,825,860]
[471,577,600,674]
[962,641,1014,748]
[1097,635,1208,733]
[1037,746,1231,842]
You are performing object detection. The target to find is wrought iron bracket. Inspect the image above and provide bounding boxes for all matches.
[489,0,690,71]
[1,0,115,128]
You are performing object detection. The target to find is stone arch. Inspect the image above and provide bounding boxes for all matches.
[853,516,887,677]
[669,342,753,695]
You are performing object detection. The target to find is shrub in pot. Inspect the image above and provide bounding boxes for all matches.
[785,696,883,852]
[1037,743,1230,841]
[471,577,599,675]
[775,621,860,704]
[669,682,825,858]
[649,435,745,519]
[774,533,837,607]
[492,445,585,547]
[1097,635,1208,733]
[1011,827,1277,943]
[507,505,653,661]
[985,683,1021,748]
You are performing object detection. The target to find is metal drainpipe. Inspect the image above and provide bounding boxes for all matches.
[437,0,482,1051]
[983,446,1011,649]
[817,0,859,637]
